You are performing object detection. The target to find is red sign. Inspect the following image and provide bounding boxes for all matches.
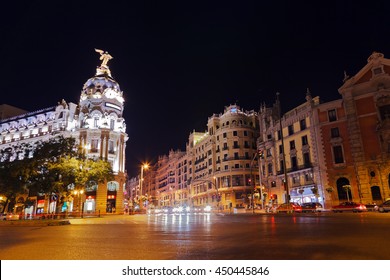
[37,200,45,207]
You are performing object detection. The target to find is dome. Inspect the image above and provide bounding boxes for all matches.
[82,75,121,94]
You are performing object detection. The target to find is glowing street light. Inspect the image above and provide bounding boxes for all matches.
[139,163,149,209]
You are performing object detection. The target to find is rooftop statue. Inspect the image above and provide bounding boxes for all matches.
[95,49,113,76]
[95,49,113,67]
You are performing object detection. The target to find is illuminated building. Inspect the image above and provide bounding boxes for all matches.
[155,149,187,207]
[257,92,326,207]
[0,49,128,216]
[139,105,259,211]
[322,52,390,204]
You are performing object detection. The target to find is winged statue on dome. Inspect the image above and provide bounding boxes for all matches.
[95,49,113,67]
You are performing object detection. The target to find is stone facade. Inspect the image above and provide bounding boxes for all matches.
[0,50,128,216]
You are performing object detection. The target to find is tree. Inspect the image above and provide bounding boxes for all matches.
[0,136,114,213]
[24,136,78,195]
[51,157,114,192]
[0,142,35,213]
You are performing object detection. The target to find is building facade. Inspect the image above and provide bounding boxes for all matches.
[130,52,390,212]
[257,92,326,208]
[0,50,128,216]
[322,52,390,204]
[134,105,260,212]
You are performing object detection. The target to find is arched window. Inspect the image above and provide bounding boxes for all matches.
[336,177,352,201]
[371,186,382,201]
[107,181,119,191]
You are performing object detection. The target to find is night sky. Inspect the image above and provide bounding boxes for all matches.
[1,1,390,176]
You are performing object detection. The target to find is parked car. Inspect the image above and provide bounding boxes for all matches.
[378,200,390,213]
[2,213,21,221]
[332,202,367,213]
[276,202,302,213]
[301,202,323,212]
[365,203,379,212]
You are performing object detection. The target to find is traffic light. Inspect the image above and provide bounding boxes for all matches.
[282,179,287,191]
[271,181,276,188]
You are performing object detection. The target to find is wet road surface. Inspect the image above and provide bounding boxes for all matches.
[1,212,389,260]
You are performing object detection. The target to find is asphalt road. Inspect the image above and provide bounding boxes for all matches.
[1,212,390,260]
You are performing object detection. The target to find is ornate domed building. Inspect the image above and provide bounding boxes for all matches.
[0,49,128,216]
[74,49,128,214]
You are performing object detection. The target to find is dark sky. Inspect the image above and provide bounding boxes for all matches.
[1,1,390,176]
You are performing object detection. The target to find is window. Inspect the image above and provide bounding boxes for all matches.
[300,119,306,130]
[379,104,390,121]
[289,140,295,150]
[280,160,284,173]
[373,67,383,75]
[94,117,99,128]
[302,135,308,146]
[277,130,281,140]
[108,140,114,153]
[223,143,228,150]
[110,119,115,130]
[233,141,239,148]
[233,131,238,136]
[288,125,294,135]
[328,109,337,122]
[234,152,239,160]
[266,148,272,157]
[267,134,272,140]
[223,132,227,138]
[371,186,382,200]
[291,156,297,170]
[91,139,99,152]
[279,145,283,154]
[244,131,248,136]
[303,152,310,167]
[333,145,344,164]
[331,127,340,138]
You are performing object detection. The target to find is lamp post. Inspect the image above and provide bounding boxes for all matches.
[250,153,256,214]
[139,163,149,210]
[343,185,351,202]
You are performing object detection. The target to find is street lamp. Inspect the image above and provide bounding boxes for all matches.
[250,147,265,213]
[139,163,149,209]
[343,185,352,202]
